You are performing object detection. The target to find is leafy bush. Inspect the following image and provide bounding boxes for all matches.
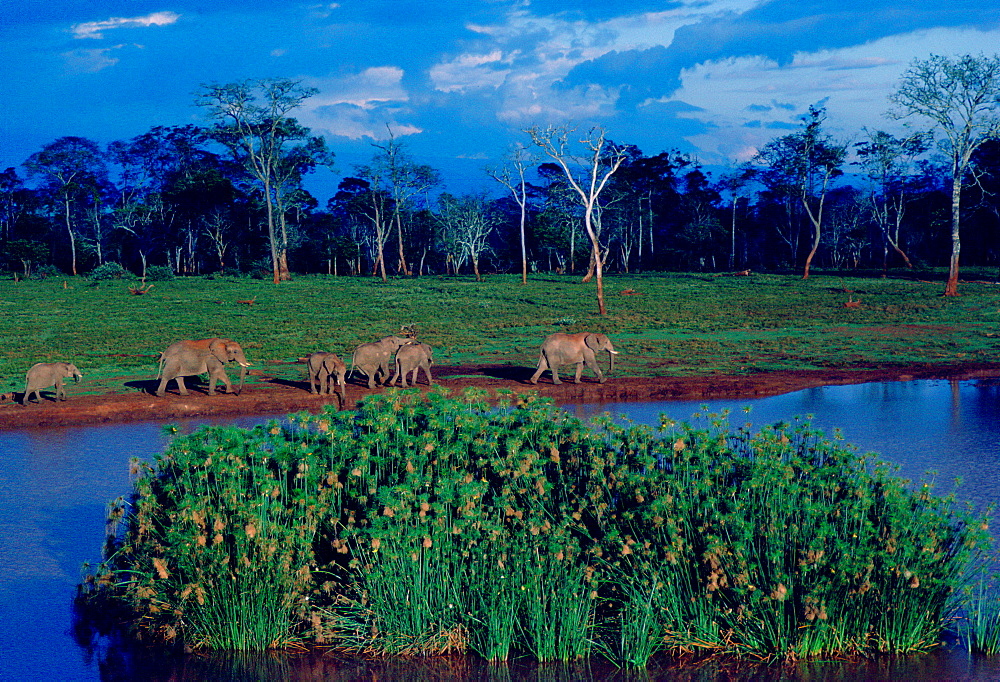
[83,389,991,662]
[29,264,62,280]
[88,262,128,281]
[143,265,175,281]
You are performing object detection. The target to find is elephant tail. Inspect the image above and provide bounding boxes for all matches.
[156,353,166,380]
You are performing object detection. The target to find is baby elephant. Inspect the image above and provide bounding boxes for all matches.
[306,352,347,396]
[22,361,83,405]
[391,342,434,387]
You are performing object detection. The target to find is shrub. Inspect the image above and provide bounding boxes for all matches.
[29,264,62,280]
[143,265,175,281]
[89,262,128,281]
[83,389,991,661]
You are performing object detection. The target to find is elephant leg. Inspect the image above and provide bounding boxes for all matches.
[308,370,318,394]
[423,363,433,386]
[588,359,605,383]
[529,357,548,385]
[390,363,402,387]
[175,375,189,396]
[551,362,562,385]
[55,379,66,400]
[573,363,584,384]
[156,376,169,396]
[210,369,232,396]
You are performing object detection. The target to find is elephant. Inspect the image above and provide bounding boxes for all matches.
[350,336,411,389]
[529,332,618,385]
[390,342,434,388]
[306,352,347,396]
[22,361,83,405]
[156,338,250,397]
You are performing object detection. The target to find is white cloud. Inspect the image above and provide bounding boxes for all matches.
[430,50,508,93]
[431,1,766,126]
[61,45,128,73]
[302,67,422,140]
[71,11,180,40]
[663,26,1000,163]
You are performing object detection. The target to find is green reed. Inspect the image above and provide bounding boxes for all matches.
[957,575,1000,655]
[83,388,993,663]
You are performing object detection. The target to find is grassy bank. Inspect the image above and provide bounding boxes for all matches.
[82,389,992,662]
[3,271,1000,395]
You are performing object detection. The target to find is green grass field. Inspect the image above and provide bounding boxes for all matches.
[3,271,1000,395]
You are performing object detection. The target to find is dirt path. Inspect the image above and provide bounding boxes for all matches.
[3,362,1000,430]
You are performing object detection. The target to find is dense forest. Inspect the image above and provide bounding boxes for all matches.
[3,59,1000,284]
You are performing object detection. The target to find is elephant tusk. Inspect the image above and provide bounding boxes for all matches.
[238,361,251,367]
[609,350,620,354]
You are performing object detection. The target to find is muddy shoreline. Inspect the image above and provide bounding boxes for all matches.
[4,362,1000,430]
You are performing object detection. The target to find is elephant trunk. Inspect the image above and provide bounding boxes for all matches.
[237,362,248,395]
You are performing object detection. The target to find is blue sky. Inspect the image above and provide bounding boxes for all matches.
[2,1,999,196]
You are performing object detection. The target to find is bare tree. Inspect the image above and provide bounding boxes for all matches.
[890,53,1000,295]
[854,129,931,271]
[369,129,439,276]
[526,126,626,315]
[487,143,534,284]
[435,192,498,281]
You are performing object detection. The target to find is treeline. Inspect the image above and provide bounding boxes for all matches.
[3,71,1000,282]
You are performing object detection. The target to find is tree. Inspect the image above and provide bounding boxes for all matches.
[755,105,846,279]
[716,164,757,270]
[198,78,321,283]
[369,130,439,276]
[890,54,1000,295]
[24,137,108,275]
[854,129,931,271]
[348,167,394,282]
[487,143,535,284]
[435,192,498,281]
[526,126,626,315]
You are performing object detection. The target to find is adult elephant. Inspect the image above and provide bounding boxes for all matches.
[306,352,347,396]
[529,332,618,385]
[390,342,433,388]
[156,338,250,397]
[22,361,83,405]
[350,336,411,389]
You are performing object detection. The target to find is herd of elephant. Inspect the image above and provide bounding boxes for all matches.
[15,331,619,406]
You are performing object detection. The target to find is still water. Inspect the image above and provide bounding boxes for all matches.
[2,379,1000,681]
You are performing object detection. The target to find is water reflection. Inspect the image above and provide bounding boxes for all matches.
[3,381,1000,681]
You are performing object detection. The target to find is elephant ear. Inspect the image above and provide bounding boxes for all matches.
[584,334,602,351]
[208,338,229,363]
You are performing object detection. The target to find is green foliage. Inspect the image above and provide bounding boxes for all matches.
[143,265,175,281]
[88,262,128,281]
[957,573,1000,655]
[83,389,991,662]
[29,264,62,280]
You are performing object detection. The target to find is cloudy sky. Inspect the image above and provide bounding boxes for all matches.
[2,1,999,194]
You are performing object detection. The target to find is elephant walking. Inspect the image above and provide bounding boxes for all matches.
[22,361,83,405]
[350,336,411,389]
[306,352,347,396]
[529,332,618,385]
[156,338,250,397]
[390,342,434,388]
